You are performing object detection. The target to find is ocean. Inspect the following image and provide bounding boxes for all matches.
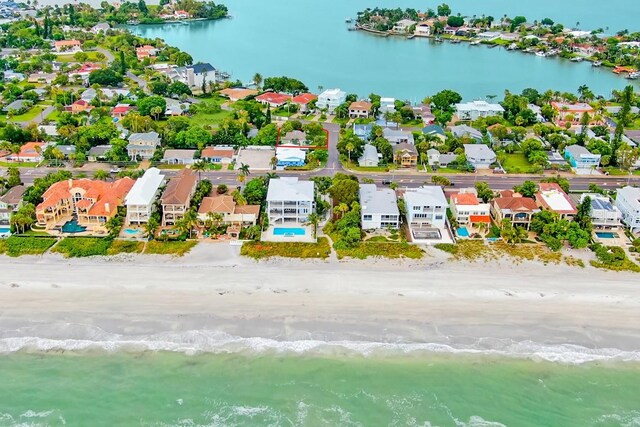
[129,0,640,99]
[1,349,640,426]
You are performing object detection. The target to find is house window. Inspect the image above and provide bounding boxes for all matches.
[363,215,372,221]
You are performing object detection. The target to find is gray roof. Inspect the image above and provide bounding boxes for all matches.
[5,99,28,110]
[590,197,615,212]
[190,63,215,74]
[452,124,483,140]
[0,185,26,205]
[358,144,379,163]
[383,128,415,144]
[163,149,196,160]
[565,144,592,157]
[88,145,111,157]
[393,142,417,154]
[359,184,399,216]
[422,124,445,136]
[129,131,160,144]
[266,177,314,202]
[464,144,495,158]
[56,145,76,156]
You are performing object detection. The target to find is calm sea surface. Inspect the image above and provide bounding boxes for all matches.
[131,0,640,99]
[1,351,639,426]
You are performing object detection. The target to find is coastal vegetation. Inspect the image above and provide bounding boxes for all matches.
[0,236,57,257]
[144,240,197,256]
[52,237,113,257]
[240,238,331,259]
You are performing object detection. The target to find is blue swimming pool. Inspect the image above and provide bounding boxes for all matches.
[0,226,11,237]
[596,232,617,239]
[124,228,140,235]
[457,227,470,237]
[61,219,87,233]
[273,227,306,236]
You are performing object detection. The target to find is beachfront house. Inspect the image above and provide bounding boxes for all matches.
[359,184,400,230]
[615,186,640,231]
[174,63,216,89]
[159,169,198,226]
[580,193,620,230]
[201,146,234,164]
[266,177,314,225]
[124,167,165,225]
[197,195,260,227]
[91,22,110,33]
[564,144,601,173]
[490,190,540,230]
[35,178,135,231]
[127,131,160,160]
[455,100,504,121]
[414,21,432,37]
[291,93,317,113]
[403,186,449,242]
[136,45,158,61]
[449,190,491,226]
[379,97,396,115]
[348,101,373,118]
[535,183,577,220]
[550,102,595,125]
[317,88,347,113]
[464,144,496,169]
[392,19,417,33]
[255,92,292,108]
[0,185,26,225]
[393,143,418,168]
[358,144,380,167]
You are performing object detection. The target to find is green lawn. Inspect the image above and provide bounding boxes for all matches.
[190,108,233,128]
[0,161,39,168]
[335,242,424,260]
[240,237,331,259]
[9,105,49,122]
[602,167,640,176]
[0,236,57,257]
[144,240,197,256]
[501,153,537,173]
[46,110,61,123]
[55,51,106,63]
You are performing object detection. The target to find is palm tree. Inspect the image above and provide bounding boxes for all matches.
[191,160,206,182]
[270,156,278,170]
[346,142,354,164]
[180,209,198,239]
[94,169,109,180]
[305,212,320,239]
[150,106,163,121]
[253,73,262,90]
[144,216,159,239]
[232,189,247,205]
[335,203,349,218]
[265,172,278,182]
[237,162,250,183]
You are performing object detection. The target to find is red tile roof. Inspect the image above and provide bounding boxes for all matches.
[201,146,234,159]
[450,193,479,205]
[17,142,46,158]
[494,196,539,212]
[291,93,317,105]
[255,92,292,105]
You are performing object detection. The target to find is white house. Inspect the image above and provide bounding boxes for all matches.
[449,189,491,226]
[392,19,417,33]
[163,149,196,165]
[358,144,380,167]
[615,186,640,231]
[580,193,620,230]
[0,185,26,226]
[266,177,315,225]
[403,186,449,242]
[127,131,160,160]
[464,144,496,169]
[124,167,165,225]
[359,184,400,230]
[564,144,601,173]
[451,124,483,142]
[173,63,216,88]
[455,100,505,120]
[383,128,414,145]
[414,22,432,37]
[317,88,347,113]
[379,97,396,114]
[275,147,306,168]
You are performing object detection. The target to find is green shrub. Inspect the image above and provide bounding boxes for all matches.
[52,237,112,257]
[240,238,331,259]
[144,240,197,256]
[0,236,57,257]
[107,240,145,255]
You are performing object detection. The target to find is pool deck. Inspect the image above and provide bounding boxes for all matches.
[592,230,630,247]
[261,225,316,243]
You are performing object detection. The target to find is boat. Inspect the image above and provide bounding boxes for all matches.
[627,71,639,80]
[523,47,533,53]
[592,61,602,67]
[434,37,443,43]
[535,51,546,57]
[451,38,461,44]
[470,40,481,45]
[570,56,584,62]
[506,43,518,50]
[345,18,352,23]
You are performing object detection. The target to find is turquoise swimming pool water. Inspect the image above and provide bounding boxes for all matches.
[123,228,140,235]
[61,219,86,234]
[273,227,306,236]
[457,227,470,237]
[596,231,617,239]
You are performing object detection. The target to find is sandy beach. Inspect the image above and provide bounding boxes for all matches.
[0,243,639,360]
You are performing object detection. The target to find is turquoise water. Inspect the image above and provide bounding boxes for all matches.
[0,351,639,426]
[130,0,640,99]
[60,219,86,233]
[457,227,470,237]
[273,227,306,236]
[596,232,617,239]
[123,228,140,235]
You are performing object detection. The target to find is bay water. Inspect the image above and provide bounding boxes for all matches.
[131,0,640,99]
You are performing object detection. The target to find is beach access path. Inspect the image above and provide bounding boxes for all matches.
[0,243,639,357]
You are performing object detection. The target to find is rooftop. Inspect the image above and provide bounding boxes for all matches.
[160,169,197,205]
[404,186,447,207]
[536,183,577,214]
[266,177,314,202]
[360,184,399,216]
[125,167,165,206]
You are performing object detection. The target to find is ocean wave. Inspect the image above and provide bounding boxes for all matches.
[0,329,639,365]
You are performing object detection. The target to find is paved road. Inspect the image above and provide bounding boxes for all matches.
[96,46,148,91]
[12,105,55,128]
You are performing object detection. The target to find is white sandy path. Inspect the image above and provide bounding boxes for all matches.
[0,244,639,351]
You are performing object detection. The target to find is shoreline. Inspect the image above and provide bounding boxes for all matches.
[1,244,639,363]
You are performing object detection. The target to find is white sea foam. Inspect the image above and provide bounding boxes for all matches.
[0,330,639,365]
